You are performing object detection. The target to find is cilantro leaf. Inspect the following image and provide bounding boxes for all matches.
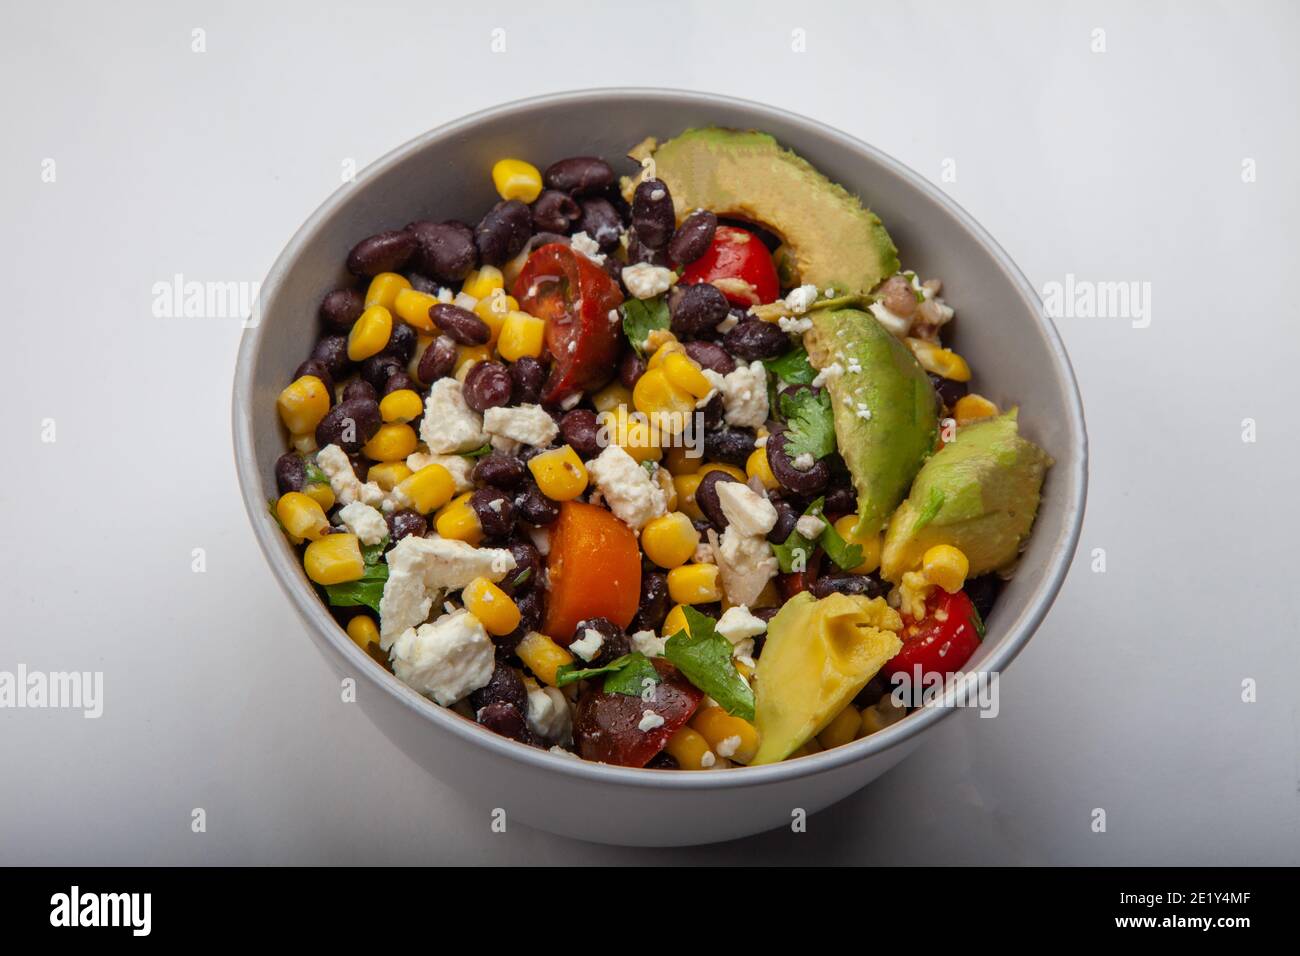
[763,345,817,385]
[304,458,330,486]
[361,539,389,566]
[970,604,987,640]
[664,607,755,722]
[819,516,863,572]
[556,652,654,690]
[779,387,836,460]
[321,561,388,614]
[622,296,670,355]
[460,444,493,459]
[602,653,661,697]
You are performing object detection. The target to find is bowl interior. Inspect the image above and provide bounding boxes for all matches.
[236,89,1086,786]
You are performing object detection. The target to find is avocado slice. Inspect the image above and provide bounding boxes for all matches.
[880,410,1052,582]
[805,308,938,535]
[646,128,900,294]
[751,592,903,765]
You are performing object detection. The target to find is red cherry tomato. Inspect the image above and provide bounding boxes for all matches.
[572,659,703,767]
[513,243,624,404]
[680,225,780,307]
[882,588,983,682]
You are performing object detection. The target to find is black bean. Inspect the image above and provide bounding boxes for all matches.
[684,340,735,375]
[767,496,799,543]
[383,371,416,396]
[630,571,669,633]
[516,587,545,632]
[625,228,670,267]
[603,258,625,283]
[473,453,526,489]
[360,354,403,391]
[631,179,675,249]
[470,487,515,538]
[810,572,888,601]
[462,362,514,413]
[724,318,789,360]
[342,379,377,404]
[346,230,415,277]
[406,272,440,294]
[531,231,570,248]
[319,288,365,332]
[503,541,542,594]
[695,470,742,531]
[701,393,724,430]
[516,481,561,525]
[475,200,532,267]
[543,156,615,196]
[670,283,729,337]
[469,662,529,715]
[823,482,857,517]
[383,322,417,363]
[576,198,622,249]
[704,428,756,467]
[311,334,351,378]
[476,701,537,746]
[619,351,647,388]
[405,220,478,283]
[668,210,717,265]
[386,509,427,542]
[315,398,381,453]
[766,429,830,496]
[430,303,490,345]
[964,574,1003,623]
[573,617,630,668]
[509,356,545,405]
[274,452,307,494]
[293,359,334,395]
[531,189,582,233]
[417,335,458,384]
[559,408,601,458]
[645,751,679,770]
[928,371,969,411]
[494,625,527,661]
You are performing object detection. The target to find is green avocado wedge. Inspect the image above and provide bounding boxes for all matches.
[645,128,899,294]
[880,410,1053,582]
[805,308,938,536]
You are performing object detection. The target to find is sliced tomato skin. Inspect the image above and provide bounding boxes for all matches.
[512,243,623,404]
[882,589,982,681]
[680,225,780,306]
[572,659,703,767]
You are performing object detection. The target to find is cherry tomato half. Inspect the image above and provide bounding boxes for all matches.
[680,225,780,307]
[513,243,624,404]
[882,588,983,682]
[573,659,703,767]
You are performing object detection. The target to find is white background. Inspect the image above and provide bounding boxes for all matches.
[2,0,1297,864]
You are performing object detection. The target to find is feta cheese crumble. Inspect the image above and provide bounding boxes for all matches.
[784,284,819,314]
[379,536,516,647]
[778,315,813,334]
[711,527,779,608]
[795,514,825,540]
[586,444,667,530]
[389,609,495,706]
[420,378,487,454]
[316,444,386,508]
[792,452,815,471]
[715,481,778,537]
[483,403,559,448]
[338,501,388,545]
[702,360,768,430]
[631,629,667,658]
[810,362,842,389]
[621,262,677,299]
[569,628,605,662]
[715,605,768,644]
[638,710,666,732]
[569,231,606,264]
[525,683,572,742]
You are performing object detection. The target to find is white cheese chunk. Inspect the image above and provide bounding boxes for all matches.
[483,403,559,448]
[631,629,667,658]
[525,683,572,743]
[712,527,779,608]
[389,609,494,706]
[715,481,777,537]
[569,628,605,662]
[379,535,515,647]
[621,262,677,299]
[795,515,825,540]
[785,284,819,314]
[715,605,768,644]
[419,378,487,453]
[715,361,769,429]
[638,710,666,732]
[586,445,667,530]
[316,444,386,508]
[338,501,388,545]
[569,231,606,264]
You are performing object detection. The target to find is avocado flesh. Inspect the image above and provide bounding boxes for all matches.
[647,128,900,294]
[880,410,1052,582]
[751,592,903,765]
[805,308,938,536]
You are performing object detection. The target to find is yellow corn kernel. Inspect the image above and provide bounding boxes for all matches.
[347,305,393,361]
[276,491,329,541]
[922,544,969,593]
[462,266,504,300]
[633,368,696,430]
[365,272,411,311]
[491,158,543,203]
[817,704,862,750]
[954,393,998,424]
[346,614,380,651]
[641,512,701,569]
[859,697,908,737]
[907,337,972,383]
[497,311,546,361]
[379,388,424,424]
[697,462,747,484]
[663,445,701,476]
[661,603,690,638]
[291,431,318,455]
[745,447,779,490]
[362,422,418,463]
[691,706,760,765]
[303,533,365,585]
[527,445,588,501]
[462,577,522,636]
[661,352,713,399]
[516,631,574,686]
[664,727,722,770]
[434,492,483,543]
[392,288,438,333]
[367,460,412,492]
[454,344,493,378]
[473,292,516,344]
[667,563,722,605]
[609,411,663,462]
[646,338,685,370]
[277,375,331,435]
[397,462,455,514]
[592,381,633,414]
[673,472,705,521]
[833,514,882,574]
[302,482,335,511]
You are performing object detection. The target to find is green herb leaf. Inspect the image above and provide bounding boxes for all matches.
[555,652,646,689]
[361,539,389,566]
[622,296,671,355]
[460,444,493,459]
[779,387,836,460]
[970,604,987,640]
[664,607,755,722]
[510,566,533,590]
[763,345,817,385]
[818,516,863,572]
[641,460,658,478]
[602,653,661,697]
[304,458,330,486]
[321,562,388,614]
[770,496,824,574]
[807,293,874,313]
